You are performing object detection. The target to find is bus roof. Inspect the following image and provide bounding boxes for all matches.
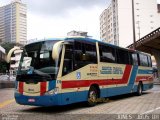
[27,37,151,56]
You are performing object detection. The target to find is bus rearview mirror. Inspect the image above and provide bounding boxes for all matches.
[52,41,64,60]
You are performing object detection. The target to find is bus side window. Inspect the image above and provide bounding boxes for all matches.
[74,41,97,71]
[99,44,116,63]
[74,41,83,70]
[132,53,138,65]
[128,52,133,65]
[147,56,152,67]
[139,54,149,67]
[85,43,97,63]
[116,49,129,64]
[62,44,73,76]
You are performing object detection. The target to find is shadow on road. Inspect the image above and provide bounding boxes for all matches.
[109,92,149,101]
[19,102,88,114]
[19,92,150,114]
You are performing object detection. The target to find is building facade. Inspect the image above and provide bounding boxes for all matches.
[0,0,27,45]
[100,0,160,47]
[10,48,22,70]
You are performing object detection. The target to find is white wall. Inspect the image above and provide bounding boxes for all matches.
[118,0,133,47]
[118,0,160,47]
[134,0,160,39]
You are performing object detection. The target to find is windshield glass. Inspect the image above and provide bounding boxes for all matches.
[17,40,62,81]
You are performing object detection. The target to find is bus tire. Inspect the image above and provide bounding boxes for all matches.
[87,86,98,107]
[137,82,143,96]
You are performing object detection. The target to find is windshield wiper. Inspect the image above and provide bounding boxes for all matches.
[27,66,52,79]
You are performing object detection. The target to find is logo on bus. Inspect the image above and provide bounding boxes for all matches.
[76,72,81,79]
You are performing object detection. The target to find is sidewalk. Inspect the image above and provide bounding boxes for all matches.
[154,78,160,85]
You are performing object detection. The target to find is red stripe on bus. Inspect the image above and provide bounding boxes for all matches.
[19,82,24,94]
[62,65,132,89]
[136,76,153,82]
[116,65,132,84]
[40,82,47,95]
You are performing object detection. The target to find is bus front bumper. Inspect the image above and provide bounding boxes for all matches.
[14,92,61,106]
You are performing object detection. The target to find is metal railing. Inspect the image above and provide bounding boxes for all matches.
[0,73,16,81]
[127,27,160,48]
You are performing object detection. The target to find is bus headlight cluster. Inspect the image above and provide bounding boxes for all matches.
[45,87,59,95]
[15,89,19,94]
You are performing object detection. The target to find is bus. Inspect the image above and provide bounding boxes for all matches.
[11,37,153,106]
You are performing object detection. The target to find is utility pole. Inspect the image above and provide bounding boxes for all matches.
[132,0,136,50]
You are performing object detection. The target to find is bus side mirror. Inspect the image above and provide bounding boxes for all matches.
[21,57,32,69]
[52,41,64,60]
[6,46,21,63]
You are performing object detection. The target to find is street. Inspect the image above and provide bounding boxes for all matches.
[0,85,160,120]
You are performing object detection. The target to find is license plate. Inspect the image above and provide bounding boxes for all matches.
[28,98,35,102]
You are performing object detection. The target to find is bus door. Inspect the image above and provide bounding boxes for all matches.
[59,42,78,104]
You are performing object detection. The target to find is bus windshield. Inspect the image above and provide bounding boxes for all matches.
[17,40,62,81]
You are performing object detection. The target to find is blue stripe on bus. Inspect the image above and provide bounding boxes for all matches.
[100,65,138,97]
[138,69,153,74]
[48,80,56,91]
[129,65,138,84]
[15,92,61,106]
[15,83,153,106]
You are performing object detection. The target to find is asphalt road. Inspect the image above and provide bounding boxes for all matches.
[0,85,160,120]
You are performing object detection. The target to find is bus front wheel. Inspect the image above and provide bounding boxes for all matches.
[87,86,98,106]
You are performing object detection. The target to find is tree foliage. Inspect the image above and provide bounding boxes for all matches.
[0,61,9,73]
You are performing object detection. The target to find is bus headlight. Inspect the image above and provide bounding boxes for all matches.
[45,87,59,95]
[14,89,19,94]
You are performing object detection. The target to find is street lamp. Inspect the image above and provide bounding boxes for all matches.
[132,0,136,50]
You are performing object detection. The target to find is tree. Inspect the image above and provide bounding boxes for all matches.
[0,61,9,73]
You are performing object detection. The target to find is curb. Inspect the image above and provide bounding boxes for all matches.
[154,83,160,85]
[0,81,15,89]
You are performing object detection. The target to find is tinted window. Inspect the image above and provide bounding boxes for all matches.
[147,56,152,67]
[62,44,73,76]
[74,41,97,70]
[99,44,116,63]
[18,40,62,80]
[116,49,129,64]
[139,54,148,67]
[132,53,138,65]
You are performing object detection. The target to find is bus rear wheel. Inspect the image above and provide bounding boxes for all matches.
[137,82,143,96]
[87,86,98,106]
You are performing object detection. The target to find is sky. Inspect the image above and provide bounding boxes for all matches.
[0,0,109,40]
[0,0,160,42]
